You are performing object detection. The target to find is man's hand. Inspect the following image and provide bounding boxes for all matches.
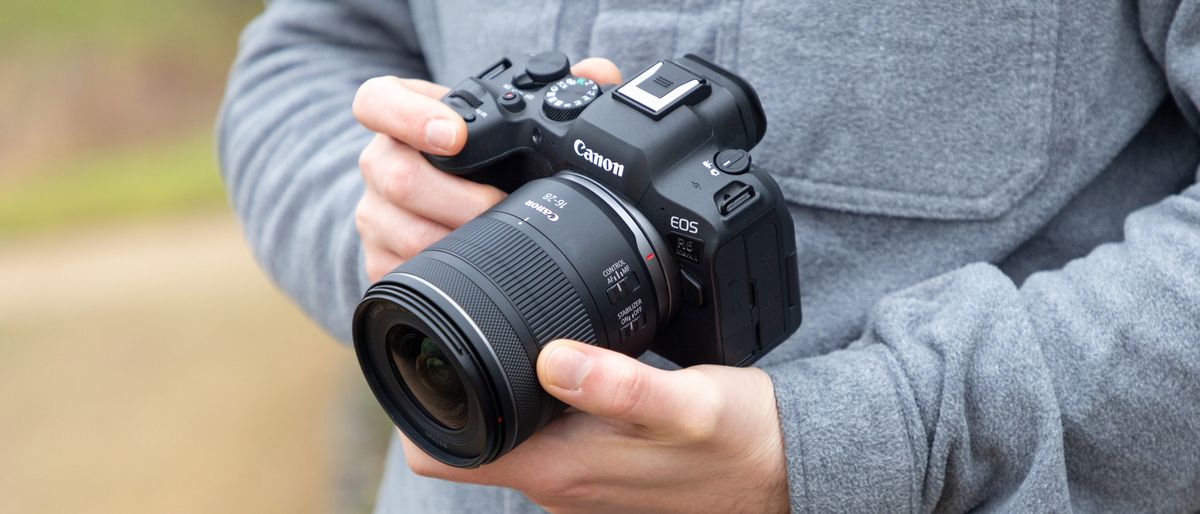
[400,340,791,514]
[352,58,623,281]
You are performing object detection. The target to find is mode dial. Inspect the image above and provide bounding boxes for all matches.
[542,77,599,122]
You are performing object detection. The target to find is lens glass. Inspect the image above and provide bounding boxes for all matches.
[388,326,469,430]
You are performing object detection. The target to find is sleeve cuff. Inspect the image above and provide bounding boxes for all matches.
[765,346,923,513]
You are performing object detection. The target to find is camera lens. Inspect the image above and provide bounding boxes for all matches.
[387,326,468,430]
[354,172,678,467]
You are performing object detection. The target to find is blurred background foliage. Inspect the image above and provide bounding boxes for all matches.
[0,0,254,232]
[0,1,388,513]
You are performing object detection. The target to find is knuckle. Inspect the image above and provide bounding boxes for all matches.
[353,197,371,232]
[357,148,374,179]
[377,159,420,203]
[364,258,386,282]
[364,251,400,282]
[354,76,399,117]
[357,137,385,180]
[400,220,444,257]
[479,187,507,211]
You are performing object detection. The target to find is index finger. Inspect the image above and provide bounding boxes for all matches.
[353,75,467,155]
[570,57,622,85]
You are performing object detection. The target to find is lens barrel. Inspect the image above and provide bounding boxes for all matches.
[354,172,677,467]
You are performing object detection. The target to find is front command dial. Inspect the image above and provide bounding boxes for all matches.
[542,77,600,122]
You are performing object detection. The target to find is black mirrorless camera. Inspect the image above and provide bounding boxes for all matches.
[352,51,802,467]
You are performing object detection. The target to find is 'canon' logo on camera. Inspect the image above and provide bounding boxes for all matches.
[574,139,625,177]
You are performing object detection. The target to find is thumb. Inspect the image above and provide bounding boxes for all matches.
[536,340,718,434]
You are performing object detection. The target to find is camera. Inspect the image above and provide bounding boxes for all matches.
[352,52,802,467]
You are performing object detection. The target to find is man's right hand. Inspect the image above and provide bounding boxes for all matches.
[352,58,622,282]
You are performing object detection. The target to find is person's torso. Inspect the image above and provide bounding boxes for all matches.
[402,0,1196,362]
[375,2,1198,510]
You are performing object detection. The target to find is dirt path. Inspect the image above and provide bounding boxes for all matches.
[0,213,371,514]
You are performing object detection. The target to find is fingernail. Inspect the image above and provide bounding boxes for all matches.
[545,345,590,391]
[424,119,456,151]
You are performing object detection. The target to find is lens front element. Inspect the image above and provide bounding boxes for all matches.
[388,326,468,430]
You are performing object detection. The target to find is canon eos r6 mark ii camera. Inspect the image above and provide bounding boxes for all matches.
[353,51,802,467]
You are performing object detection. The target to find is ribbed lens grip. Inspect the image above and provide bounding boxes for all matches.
[431,216,597,347]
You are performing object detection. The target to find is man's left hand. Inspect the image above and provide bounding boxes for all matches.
[398,339,791,513]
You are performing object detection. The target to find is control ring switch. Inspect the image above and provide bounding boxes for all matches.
[606,272,640,304]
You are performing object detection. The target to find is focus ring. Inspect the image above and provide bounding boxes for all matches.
[431,216,597,346]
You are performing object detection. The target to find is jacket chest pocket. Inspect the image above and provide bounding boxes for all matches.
[737,0,1060,220]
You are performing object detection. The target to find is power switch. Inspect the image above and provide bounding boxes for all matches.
[714,149,750,174]
[606,273,640,304]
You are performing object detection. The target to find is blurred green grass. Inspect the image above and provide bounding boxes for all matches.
[0,0,258,237]
[0,133,226,236]
[1,0,258,55]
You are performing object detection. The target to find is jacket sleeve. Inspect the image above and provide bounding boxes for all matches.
[765,3,1200,512]
[217,0,428,342]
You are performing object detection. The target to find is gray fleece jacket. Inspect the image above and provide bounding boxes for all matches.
[218,0,1200,512]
